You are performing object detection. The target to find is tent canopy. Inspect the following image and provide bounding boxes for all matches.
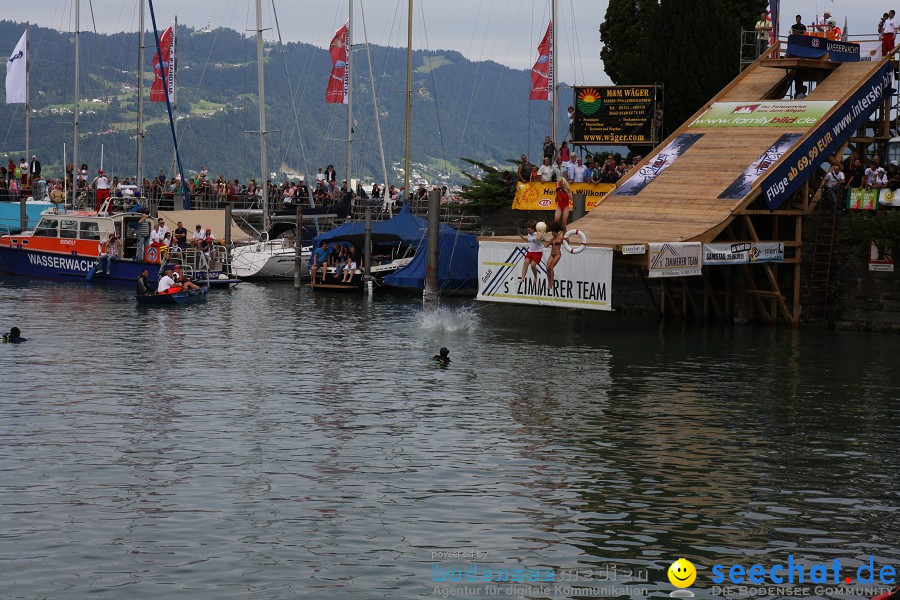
[310,203,454,249]
[159,210,252,242]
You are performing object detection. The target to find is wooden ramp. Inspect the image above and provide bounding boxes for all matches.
[493,48,889,249]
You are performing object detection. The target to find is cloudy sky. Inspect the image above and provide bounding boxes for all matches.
[10,0,889,86]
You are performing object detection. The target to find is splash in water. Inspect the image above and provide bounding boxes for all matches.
[418,305,478,332]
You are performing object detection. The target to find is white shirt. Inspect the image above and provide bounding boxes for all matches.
[315,172,326,182]
[537,164,556,182]
[865,167,879,185]
[526,232,544,253]
[192,229,204,241]
[824,171,845,188]
[884,18,897,34]
[157,275,176,293]
[563,160,578,181]
[573,164,589,182]
[157,225,169,239]
[95,175,111,190]
[150,229,163,244]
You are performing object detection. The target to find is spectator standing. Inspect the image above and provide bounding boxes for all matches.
[537,157,557,182]
[518,154,533,183]
[883,10,897,58]
[136,213,151,260]
[542,136,556,162]
[559,141,570,163]
[93,169,111,211]
[755,12,771,58]
[845,158,865,189]
[18,157,27,186]
[29,155,41,183]
[563,156,578,181]
[567,106,575,140]
[324,165,337,182]
[795,85,808,99]
[790,15,807,35]
[573,157,589,182]
[821,164,845,213]
[173,221,188,250]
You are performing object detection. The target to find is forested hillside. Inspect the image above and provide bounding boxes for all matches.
[0,20,573,185]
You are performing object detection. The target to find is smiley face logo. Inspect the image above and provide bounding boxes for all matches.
[668,558,696,588]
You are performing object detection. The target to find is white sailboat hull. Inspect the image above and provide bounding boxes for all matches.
[231,240,310,279]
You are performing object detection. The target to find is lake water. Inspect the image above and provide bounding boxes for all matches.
[1,278,898,600]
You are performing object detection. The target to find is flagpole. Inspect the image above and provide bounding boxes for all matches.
[347,0,353,193]
[137,0,144,190]
[73,0,80,208]
[255,0,269,231]
[170,15,178,176]
[21,22,29,230]
[551,0,557,146]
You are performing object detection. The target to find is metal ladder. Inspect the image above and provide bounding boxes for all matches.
[806,201,838,320]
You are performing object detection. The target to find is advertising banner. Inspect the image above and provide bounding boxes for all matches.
[648,242,702,278]
[150,26,175,104]
[612,133,703,197]
[529,21,552,101]
[847,188,879,210]
[703,243,750,265]
[877,188,900,207]
[512,182,614,211]
[719,133,802,199]
[326,22,349,104]
[690,101,835,128]
[858,41,882,62]
[869,242,894,272]
[785,34,860,62]
[760,61,894,211]
[749,241,785,263]
[572,85,657,144]
[477,242,613,311]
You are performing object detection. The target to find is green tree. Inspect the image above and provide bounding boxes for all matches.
[600,0,767,131]
[459,158,516,211]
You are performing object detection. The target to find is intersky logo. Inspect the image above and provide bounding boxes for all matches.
[8,50,23,64]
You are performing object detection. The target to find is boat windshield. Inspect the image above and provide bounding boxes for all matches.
[33,219,59,237]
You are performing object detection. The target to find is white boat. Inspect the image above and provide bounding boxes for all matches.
[231,232,310,280]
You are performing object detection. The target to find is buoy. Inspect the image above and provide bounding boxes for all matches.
[563,229,587,254]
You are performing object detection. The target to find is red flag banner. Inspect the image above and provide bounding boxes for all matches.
[326,22,349,104]
[530,21,552,101]
[150,26,174,103]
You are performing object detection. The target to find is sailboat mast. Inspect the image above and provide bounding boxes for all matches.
[137,0,144,187]
[72,0,80,207]
[255,0,269,231]
[346,0,353,192]
[24,23,29,186]
[404,0,412,198]
[360,0,390,205]
[551,0,557,145]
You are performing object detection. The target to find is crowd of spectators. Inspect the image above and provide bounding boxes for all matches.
[516,141,641,186]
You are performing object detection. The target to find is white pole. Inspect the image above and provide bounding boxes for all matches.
[255,0,269,231]
[347,0,353,192]
[21,22,29,229]
[100,143,104,172]
[360,0,390,213]
[73,0,80,207]
[551,0,558,145]
[63,142,67,203]
[137,0,144,188]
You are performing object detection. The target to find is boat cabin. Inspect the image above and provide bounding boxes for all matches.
[1,209,148,259]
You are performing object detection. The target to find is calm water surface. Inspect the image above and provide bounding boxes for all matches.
[0,278,898,600]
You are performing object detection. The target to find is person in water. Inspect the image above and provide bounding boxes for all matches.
[2,327,27,343]
[432,347,450,366]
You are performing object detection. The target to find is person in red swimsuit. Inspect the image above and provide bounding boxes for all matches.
[554,177,572,228]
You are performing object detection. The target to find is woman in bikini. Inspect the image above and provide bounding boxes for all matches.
[554,177,572,228]
[544,221,565,294]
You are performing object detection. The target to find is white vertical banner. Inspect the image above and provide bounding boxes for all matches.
[477,241,613,311]
[5,30,27,104]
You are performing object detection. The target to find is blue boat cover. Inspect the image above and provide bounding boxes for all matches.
[383,230,479,292]
[310,203,455,249]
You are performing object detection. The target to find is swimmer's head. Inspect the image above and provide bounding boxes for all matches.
[439,347,449,357]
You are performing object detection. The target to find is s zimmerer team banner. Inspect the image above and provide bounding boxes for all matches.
[478,242,613,311]
[512,182,614,211]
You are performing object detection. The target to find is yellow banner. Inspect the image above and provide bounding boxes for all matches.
[511,182,615,211]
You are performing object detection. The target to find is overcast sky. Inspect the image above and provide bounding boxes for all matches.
[10,0,889,87]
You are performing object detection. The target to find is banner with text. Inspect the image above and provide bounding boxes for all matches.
[478,242,613,311]
[847,188,879,210]
[612,133,703,197]
[326,22,349,104]
[703,242,785,265]
[760,61,894,211]
[785,34,860,62]
[648,242,702,278]
[512,182,615,211]
[869,242,894,272]
[150,26,175,104]
[719,133,802,199]
[572,85,658,144]
[690,101,835,128]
